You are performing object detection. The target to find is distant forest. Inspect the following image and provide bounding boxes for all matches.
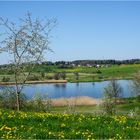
[1,59,140,68]
[47,59,140,66]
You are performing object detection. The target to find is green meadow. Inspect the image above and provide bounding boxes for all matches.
[0,109,140,139]
[0,64,140,82]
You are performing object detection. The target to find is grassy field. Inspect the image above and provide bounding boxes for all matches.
[0,64,140,82]
[0,97,139,139]
[0,109,140,139]
[0,65,139,139]
[48,97,140,115]
[34,64,140,81]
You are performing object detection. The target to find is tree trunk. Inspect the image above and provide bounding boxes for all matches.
[16,91,20,112]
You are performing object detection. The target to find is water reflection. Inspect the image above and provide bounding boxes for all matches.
[92,82,95,86]
[54,83,66,89]
[0,80,132,99]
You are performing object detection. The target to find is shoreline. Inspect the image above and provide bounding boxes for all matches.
[0,77,132,85]
[0,80,67,85]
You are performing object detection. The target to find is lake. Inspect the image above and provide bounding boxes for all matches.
[19,80,132,99]
[0,80,133,99]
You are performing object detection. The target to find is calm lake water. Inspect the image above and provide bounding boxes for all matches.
[20,80,132,99]
[0,80,133,99]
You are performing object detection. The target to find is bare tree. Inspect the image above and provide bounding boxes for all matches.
[131,71,140,102]
[103,80,123,115]
[104,80,123,103]
[0,12,57,111]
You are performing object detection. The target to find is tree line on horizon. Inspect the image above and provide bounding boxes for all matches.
[1,59,140,68]
[43,59,140,66]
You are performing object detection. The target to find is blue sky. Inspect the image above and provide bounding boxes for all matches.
[0,1,140,64]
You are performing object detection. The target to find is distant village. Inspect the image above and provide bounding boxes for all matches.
[0,59,140,70]
[41,59,140,68]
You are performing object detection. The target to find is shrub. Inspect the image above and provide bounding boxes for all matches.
[102,80,123,115]
[7,70,15,74]
[24,93,52,112]
[27,75,40,81]
[46,76,53,80]
[41,72,45,78]
[54,73,60,80]
[102,100,115,115]
[137,95,140,102]
[98,76,103,79]
[130,71,140,102]
[0,88,26,110]
[2,76,10,82]
[96,70,102,74]
[60,72,66,80]
[74,72,79,81]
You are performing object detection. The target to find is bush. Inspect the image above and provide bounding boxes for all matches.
[131,71,140,102]
[102,80,123,115]
[54,73,60,80]
[137,95,140,102]
[102,100,115,115]
[7,70,15,74]
[0,88,26,110]
[0,88,52,112]
[98,76,103,79]
[46,76,53,80]
[24,93,52,112]
[41,72,45,78]
[60,72,66,80]
[74,72,79,81]
[27,75,40,81]
[96,70,102,74]
[2,76,10,82]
